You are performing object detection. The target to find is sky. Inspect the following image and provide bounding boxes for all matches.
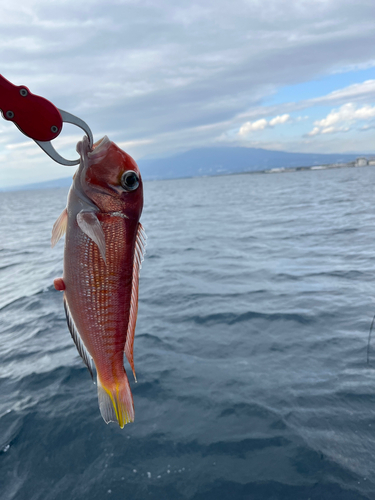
[0,0,375,187]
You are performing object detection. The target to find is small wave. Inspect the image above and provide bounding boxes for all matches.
[0,263,17,271]
[305,270,365,280]
[191,479,369,500]
[190,310,312,326]
[0,285,58,312]
[136,333,174,350]
[219,401,281,420]
[203,436,290,458]
[134,380,166,399]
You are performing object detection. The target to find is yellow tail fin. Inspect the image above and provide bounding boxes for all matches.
[97,374,134,428]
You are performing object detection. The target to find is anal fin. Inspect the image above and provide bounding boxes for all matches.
[63,297,94,379]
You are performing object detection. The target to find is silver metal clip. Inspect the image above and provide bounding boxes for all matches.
[35,109,94,166]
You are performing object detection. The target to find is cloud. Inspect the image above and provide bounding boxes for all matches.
[2,1,375,129]
[117,138,155,149]
[360,123,375,131]
[238,114,290,136]
[309,80,375,107]
[238,119,268,135]
[1,0,375,186]
[5,140,33,150]
[269,114,290,126]
[307,102,375,136]
[234,80,375,127]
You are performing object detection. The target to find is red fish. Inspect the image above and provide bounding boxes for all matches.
[51,135,146,428]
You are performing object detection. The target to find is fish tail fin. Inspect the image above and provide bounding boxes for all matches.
[97,373,134,428]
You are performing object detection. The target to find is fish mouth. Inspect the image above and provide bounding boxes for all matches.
[71,135,116,211]
[88,136,111,161]
[78,135,121,199]
[93,136,110,150]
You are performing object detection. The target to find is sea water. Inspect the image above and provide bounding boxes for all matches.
[1,166,375,499]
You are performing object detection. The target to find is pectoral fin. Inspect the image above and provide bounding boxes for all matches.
[51,208,68,247]
[77,211,106,264]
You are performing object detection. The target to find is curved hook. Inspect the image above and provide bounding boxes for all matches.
[34,109,94,166]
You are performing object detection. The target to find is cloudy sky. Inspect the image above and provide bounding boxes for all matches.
[0,0,375,187]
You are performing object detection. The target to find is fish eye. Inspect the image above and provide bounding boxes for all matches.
[121,170,139,191]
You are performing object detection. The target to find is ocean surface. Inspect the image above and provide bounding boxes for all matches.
[1,166,375,500]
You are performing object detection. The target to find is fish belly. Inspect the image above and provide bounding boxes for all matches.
[63,214,138,426]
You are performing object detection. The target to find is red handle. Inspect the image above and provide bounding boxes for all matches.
[0,74,63,142]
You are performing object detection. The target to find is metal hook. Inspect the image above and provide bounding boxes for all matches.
[35,109,94,166]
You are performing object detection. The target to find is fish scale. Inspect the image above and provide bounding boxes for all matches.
[51,135,145,428]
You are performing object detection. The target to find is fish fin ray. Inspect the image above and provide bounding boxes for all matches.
[51,208,68,247]
[63,297,94,379]
[97,374,134,428]
[76,211,106,264]
[125,223,147,381]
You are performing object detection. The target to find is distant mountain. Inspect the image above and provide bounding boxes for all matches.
[2,176,74,192]
[1,146,366,192]
[137,147,360,180]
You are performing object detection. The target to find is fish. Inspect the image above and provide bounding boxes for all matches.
[51,135,146,428]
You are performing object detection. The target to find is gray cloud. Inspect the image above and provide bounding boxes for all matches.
[1,0,375,186]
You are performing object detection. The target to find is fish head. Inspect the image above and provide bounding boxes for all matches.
[76,136,143,219]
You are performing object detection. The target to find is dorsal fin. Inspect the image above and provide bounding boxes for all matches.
[64,297,94,379]
[125,223,147,381]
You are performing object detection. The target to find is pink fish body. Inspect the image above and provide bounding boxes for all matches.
[52,136,146,428]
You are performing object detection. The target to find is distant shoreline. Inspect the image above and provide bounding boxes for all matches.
[1,158,374,193]
[245,160,375,176]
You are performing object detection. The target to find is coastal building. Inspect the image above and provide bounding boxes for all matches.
[355,157,368,167]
